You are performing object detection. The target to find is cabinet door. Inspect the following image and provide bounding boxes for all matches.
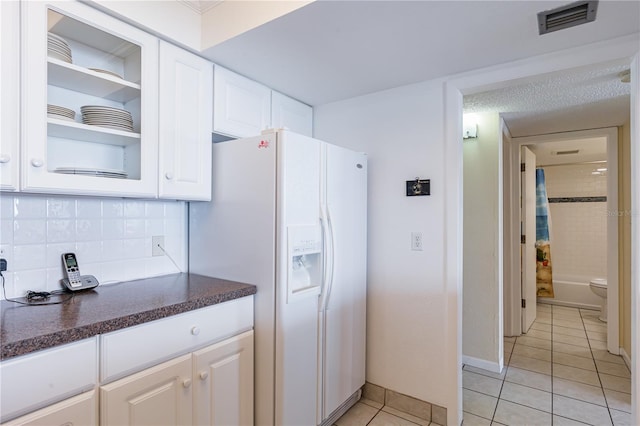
[213,66,270,138]
[159,41,212,201]
[271,91,313,137]
[21,1,159,198]
[100,354,192,426]
[0,0,19,191]
[193,331,254,426]
[1,390,97,426]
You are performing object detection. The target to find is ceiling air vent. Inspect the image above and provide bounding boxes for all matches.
[538,1,598,35]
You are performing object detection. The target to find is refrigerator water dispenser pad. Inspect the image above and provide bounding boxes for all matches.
[287,225,322,303]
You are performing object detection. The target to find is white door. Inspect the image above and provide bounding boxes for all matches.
[100,354,192,426]
[158,41,213,201]
[21,1,159,198]
[0,0,19,191]
[193,331,254,426]
[321,144,367,420]
[274,131,321,425]
[213,66,271,138]
[271,91,313,137]
[521,146,537,332]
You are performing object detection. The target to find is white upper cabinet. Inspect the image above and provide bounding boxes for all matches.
[271,91,313,137]
[158,41,212,201]
[21,1,159,198]
[0,1,20,192]
[213,66,271,138]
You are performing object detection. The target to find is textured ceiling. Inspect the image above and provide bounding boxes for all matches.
[463,61,632,137]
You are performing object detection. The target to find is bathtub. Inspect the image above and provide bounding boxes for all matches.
[536,275,602,310]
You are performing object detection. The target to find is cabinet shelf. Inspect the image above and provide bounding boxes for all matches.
[48,58,140,103]
[48,117,140,146]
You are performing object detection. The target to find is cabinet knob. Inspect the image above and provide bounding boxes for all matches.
[165,172,174,180]
[31,158,44,168]
[199,371,209,380]
[183,379,192,388]
[191,326,200,336]
[0,154,10,164]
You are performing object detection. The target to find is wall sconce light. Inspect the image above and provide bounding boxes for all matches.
[463,113,478,139]
[463,123,478,139]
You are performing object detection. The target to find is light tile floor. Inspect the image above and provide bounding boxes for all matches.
[334,398,439,425]
[463,304,632,425]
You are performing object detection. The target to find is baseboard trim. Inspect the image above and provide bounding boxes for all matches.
[620,347,632,371]
[462,355,503,373]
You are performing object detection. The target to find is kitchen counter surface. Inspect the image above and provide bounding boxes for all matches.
[0,273,256,360]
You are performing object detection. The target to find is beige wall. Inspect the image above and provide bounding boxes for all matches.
[618,121,632,357]
[462,112,503,367]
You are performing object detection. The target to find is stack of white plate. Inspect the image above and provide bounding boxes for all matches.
[81,105,134,132]
[48,32,72,63]
[47,104,76,122]
[54,167,128,179]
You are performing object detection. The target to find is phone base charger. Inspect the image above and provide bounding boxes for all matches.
[61,275,99,292]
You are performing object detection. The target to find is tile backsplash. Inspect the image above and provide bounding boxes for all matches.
[0,193,186,299]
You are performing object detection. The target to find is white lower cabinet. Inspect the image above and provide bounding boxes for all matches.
[0,298,254,426]
[1,390,97,426]
[100,330,254,426]
[194,331,254,426]
[100,354,193,426]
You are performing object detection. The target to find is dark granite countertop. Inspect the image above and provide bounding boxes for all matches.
[0,273,256,360]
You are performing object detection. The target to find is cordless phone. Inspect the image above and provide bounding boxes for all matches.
[61,253,99,291]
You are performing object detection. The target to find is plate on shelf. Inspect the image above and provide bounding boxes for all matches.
[88,68,124,80]
[47,113,76,122]
[54,167,128,179]
[47,32,72,63]
[47,49,72,63]
[81,105,134,131]
[47,104,76,119]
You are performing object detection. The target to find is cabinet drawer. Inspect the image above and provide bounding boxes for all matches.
[1,390,97,426]
[0,337,98,423]
[100,296,253,383]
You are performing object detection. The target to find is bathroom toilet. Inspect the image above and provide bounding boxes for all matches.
[589,278,608,322]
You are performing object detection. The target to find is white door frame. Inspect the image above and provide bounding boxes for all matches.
[444,34,639,426]
[512,128,619,355]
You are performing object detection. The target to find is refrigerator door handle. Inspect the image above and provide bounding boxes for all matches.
[323,207,336,311]
[319,206,335,312]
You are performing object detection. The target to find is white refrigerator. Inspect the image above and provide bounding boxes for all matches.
[189,129,367,426]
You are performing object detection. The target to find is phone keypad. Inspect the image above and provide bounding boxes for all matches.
[68,268,81,287]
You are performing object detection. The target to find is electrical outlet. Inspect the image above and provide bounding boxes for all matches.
[152,236,165,256]
[411,232,423,251]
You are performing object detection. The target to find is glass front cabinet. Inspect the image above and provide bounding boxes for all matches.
[21,1,159,197]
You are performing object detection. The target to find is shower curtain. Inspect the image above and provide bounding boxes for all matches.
[535,168,554,297]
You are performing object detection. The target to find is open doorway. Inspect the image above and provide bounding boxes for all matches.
[447,45,637,424]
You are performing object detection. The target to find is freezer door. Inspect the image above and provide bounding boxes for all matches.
[275,131,322,426]
[322,144,367,420]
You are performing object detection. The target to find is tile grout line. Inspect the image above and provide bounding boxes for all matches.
[579,307,616,426]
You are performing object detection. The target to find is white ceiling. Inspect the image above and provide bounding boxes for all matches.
[201,1,639,141]
[204,0,640,107]
[529,137,608,165]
